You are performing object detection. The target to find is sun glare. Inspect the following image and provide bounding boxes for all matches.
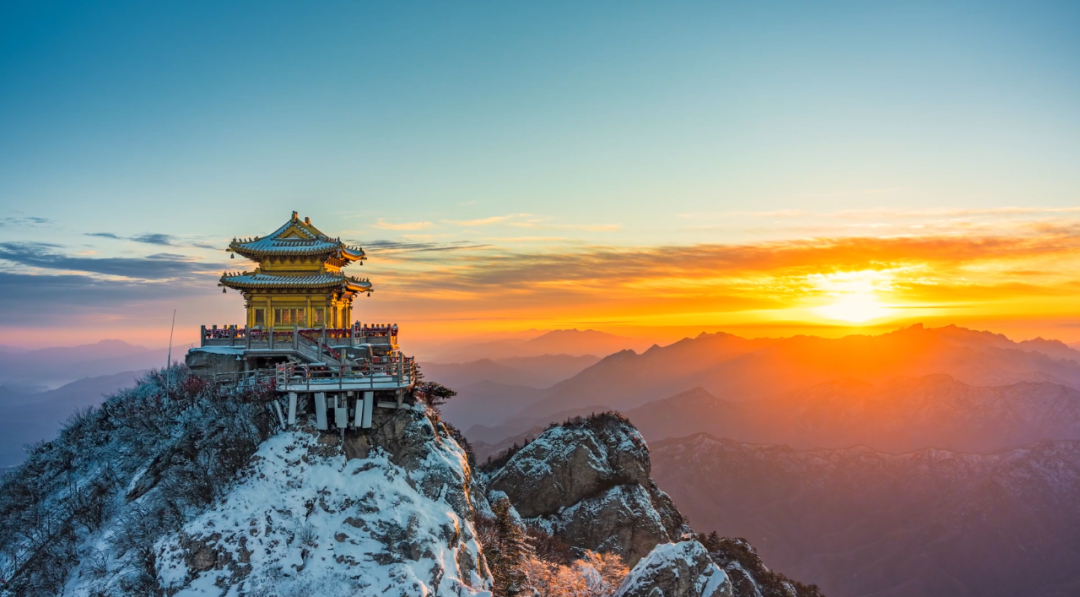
[815,293,892,323]
[809,270,898,324]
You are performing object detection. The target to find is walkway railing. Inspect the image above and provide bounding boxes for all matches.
[200,323,401,351]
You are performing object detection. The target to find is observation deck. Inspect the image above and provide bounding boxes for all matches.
[191,322,417,432]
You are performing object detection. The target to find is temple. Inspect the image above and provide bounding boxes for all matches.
[188,211,417,433]
[220,210,371,330]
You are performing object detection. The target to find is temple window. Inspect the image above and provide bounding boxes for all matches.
[274,308,306,326]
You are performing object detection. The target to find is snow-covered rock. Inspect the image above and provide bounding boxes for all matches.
[156,424,491,596]
[616,540,732,597]
[487,413,689,564]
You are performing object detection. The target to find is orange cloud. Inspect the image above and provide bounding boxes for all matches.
[359,223,1080,342]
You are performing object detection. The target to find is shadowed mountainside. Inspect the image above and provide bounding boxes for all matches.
[625,376,1080,453]
[0,371,147,467]
[650,434,1080,597]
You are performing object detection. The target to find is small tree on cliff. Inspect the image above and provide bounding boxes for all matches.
[412,365,457,411]
[485,496,534,596]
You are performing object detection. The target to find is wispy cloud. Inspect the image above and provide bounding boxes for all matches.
[0,242,212,280]
[87,231,178,246]
[373,219,434,231]
[506,221,621,232]
[0,216,53,227]
[131,233,175,246]
[443,214,531,226]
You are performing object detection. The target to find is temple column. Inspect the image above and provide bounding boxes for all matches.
[306,295,312,328]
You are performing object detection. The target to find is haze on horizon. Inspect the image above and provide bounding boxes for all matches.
[1,1,1079,350]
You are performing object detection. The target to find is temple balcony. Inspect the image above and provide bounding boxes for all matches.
[200,323,401,351]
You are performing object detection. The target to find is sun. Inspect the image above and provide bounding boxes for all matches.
[808,270,899,324]
[814,292,892,323]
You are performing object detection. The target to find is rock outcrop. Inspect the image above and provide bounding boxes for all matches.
[616,540,732,597]
[487,412,689,565]
[185,347,246,378]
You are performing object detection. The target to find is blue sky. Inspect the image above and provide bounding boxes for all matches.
[1,1,1079,348]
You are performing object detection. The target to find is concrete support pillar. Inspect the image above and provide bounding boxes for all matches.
[314,392,327,430]
[273,401,286,428]
[362,391,374,428]
[334,394,348,429]
[287,392,297,426]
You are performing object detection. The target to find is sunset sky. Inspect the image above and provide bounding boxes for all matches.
[1,1,1079,352]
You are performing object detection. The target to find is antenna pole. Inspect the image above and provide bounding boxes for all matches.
[167,309,176,395]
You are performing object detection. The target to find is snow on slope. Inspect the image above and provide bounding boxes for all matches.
[155,429,492,596]
[616,540,730,597]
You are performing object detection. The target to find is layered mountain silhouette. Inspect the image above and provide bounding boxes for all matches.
[0,339,173,386]
[626,376,1080,453]
[448,324,1080,438]
[649,434,1080,597]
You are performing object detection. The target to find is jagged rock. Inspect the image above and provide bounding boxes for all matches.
[487,413,688,564]
[489,413,651,518]
[616,540,732,597]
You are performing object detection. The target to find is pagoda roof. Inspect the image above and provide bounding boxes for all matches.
[219,271,373,293]
[228,212,366,262]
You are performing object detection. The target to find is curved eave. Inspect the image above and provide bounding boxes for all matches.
[219,275,373,292]
[340,247,367,261]
[343,279,373,293]
[228,243,367,262]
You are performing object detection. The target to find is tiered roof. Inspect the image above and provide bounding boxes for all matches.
[219,272,372,292]
[228,211,365,262]
[220,212,372,295]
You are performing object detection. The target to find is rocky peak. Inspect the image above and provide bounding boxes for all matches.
[486,412,689,565]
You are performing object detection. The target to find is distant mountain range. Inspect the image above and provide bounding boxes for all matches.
[451,324,1080,441]
[0,339,174,386]
[530,324,1080,418]
[441,324,1080,597]
[426,328,653,362]
[0,339,171,468]
[0,370,147,467]
[649,434,1080,597]
[420,354,600,390]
